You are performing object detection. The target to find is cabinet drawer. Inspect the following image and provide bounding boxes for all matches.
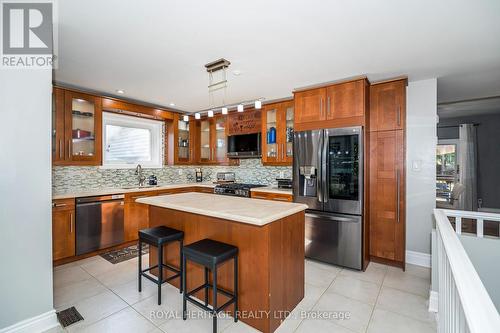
[52,198,75,211]
[251,191,293,202]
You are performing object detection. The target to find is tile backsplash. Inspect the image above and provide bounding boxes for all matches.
[52,159,292,194]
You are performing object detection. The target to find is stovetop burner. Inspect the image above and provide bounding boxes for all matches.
[214,183,266,197]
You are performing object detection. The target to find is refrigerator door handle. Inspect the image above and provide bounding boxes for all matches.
[321,130,328,203]
[305,212,359,223]
[317,132,323,204]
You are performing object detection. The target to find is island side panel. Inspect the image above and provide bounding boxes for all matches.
[268,211,305,332]
[148,206,272,333]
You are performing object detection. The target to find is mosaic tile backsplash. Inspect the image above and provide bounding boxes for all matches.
[52,159,292,194]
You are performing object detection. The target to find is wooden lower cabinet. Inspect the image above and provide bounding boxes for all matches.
[124,187,215,241]
[369,130,405,267]
[52,199,76,260]
[251,191,293,202]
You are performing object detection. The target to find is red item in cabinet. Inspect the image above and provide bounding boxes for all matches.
[72,129,91,139]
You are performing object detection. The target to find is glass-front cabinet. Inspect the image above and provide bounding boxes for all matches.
[52,89,102,165]
[261,100,294,165]
[177,118,192,163]
[214,115,228,163]
[199,118,213,163]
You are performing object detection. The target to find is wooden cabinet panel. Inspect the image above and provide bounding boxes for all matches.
[124,191,160,241]
[326,80,365,120]
[251,191,293,202]
[294,88,326,125]
[52,199,75,261]
[369,79,406,132]
[227,109,261,135]
[52,88,66,164]
[369,130,405,264]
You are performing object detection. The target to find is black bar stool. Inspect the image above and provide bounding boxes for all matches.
[182,239,238,333]
[138,226,184,305]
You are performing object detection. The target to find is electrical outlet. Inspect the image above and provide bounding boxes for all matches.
[178,169,183,175]
[279,171,285,178]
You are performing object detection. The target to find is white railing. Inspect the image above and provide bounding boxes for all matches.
[434,209,500,333]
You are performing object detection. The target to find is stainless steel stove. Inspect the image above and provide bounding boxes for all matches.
[214,183,266,198]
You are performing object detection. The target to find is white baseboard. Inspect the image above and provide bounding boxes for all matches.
[0,310,59,333]
[406,250,431,268]
[429,290,438,313]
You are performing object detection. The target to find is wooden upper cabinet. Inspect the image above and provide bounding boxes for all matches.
[326,80,365,120]
[369,79,407,132]
[167,113,196,165]
[369,130,405,264]
[294,88,326,125]
[65,91,102,165]
[52,89,102,166]
[52,87,66,164]
[197,118,215,163]
[262,101,294,166]
[214,114,230,164]
[52,199,75,261]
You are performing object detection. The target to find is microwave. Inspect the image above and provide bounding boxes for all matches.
[227,133,261,158]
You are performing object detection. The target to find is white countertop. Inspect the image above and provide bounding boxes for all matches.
[136,192,307,226]
[52,183,216,200]
[250,186,293,195]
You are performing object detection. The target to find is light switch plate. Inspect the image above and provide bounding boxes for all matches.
[412,160,422,172]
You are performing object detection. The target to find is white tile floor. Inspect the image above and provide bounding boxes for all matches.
[47,255,436,333]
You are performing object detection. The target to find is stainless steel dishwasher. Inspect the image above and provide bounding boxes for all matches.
[75,194,125,255]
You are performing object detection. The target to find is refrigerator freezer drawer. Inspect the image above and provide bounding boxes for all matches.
[305,211,362,270]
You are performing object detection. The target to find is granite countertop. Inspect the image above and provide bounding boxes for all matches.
[250,186,293,195]
[136,192,307,226]
[52,183,216,200]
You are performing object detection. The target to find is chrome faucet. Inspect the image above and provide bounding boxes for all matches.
[135,164,146,187]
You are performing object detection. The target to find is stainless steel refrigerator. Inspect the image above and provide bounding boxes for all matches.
[293,126,363,270]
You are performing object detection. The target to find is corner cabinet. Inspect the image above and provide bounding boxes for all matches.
[262,101,294,165]
[52,88,102,165]
[52,199,75,261]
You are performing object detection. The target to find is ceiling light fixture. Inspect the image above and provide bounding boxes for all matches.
[116,89,125,94]
[169,103,175,107]
[195,113,201,120]
[237,104,244,112]
[183,115,189,122]
[232,70,241,76]
[208,110,214,118]
[255,100,262,109]
[221,107,228,115]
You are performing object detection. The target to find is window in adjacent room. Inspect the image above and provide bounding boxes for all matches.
[102,112,162,168]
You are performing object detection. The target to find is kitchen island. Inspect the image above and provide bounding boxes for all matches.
[136,192,307,333]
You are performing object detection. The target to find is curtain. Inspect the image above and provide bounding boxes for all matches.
[458,124,478,211]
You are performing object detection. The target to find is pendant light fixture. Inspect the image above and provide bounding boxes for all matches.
[183,115,189,122]
[237,104,244,112]
[208,110,214,118]
[255,100,262,109]
[221,107,228,115]
[195,113,201,120]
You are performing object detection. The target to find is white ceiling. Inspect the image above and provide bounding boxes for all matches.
[55,0,500,112]
[438,97,500,119]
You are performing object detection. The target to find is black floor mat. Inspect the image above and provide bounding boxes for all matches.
[56,306,83,328]
[100,243,149,264]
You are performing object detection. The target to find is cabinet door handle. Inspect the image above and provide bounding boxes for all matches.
[397,105,401,127]
[281,143,284,160]
[319,97,323,118]
[59,140,63,159]
[53,203,67,208]
[396,170,400,223]
[68,140,72,158]
[69,212,73,233]
[327,96,331,118]
[273,197,290,202]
